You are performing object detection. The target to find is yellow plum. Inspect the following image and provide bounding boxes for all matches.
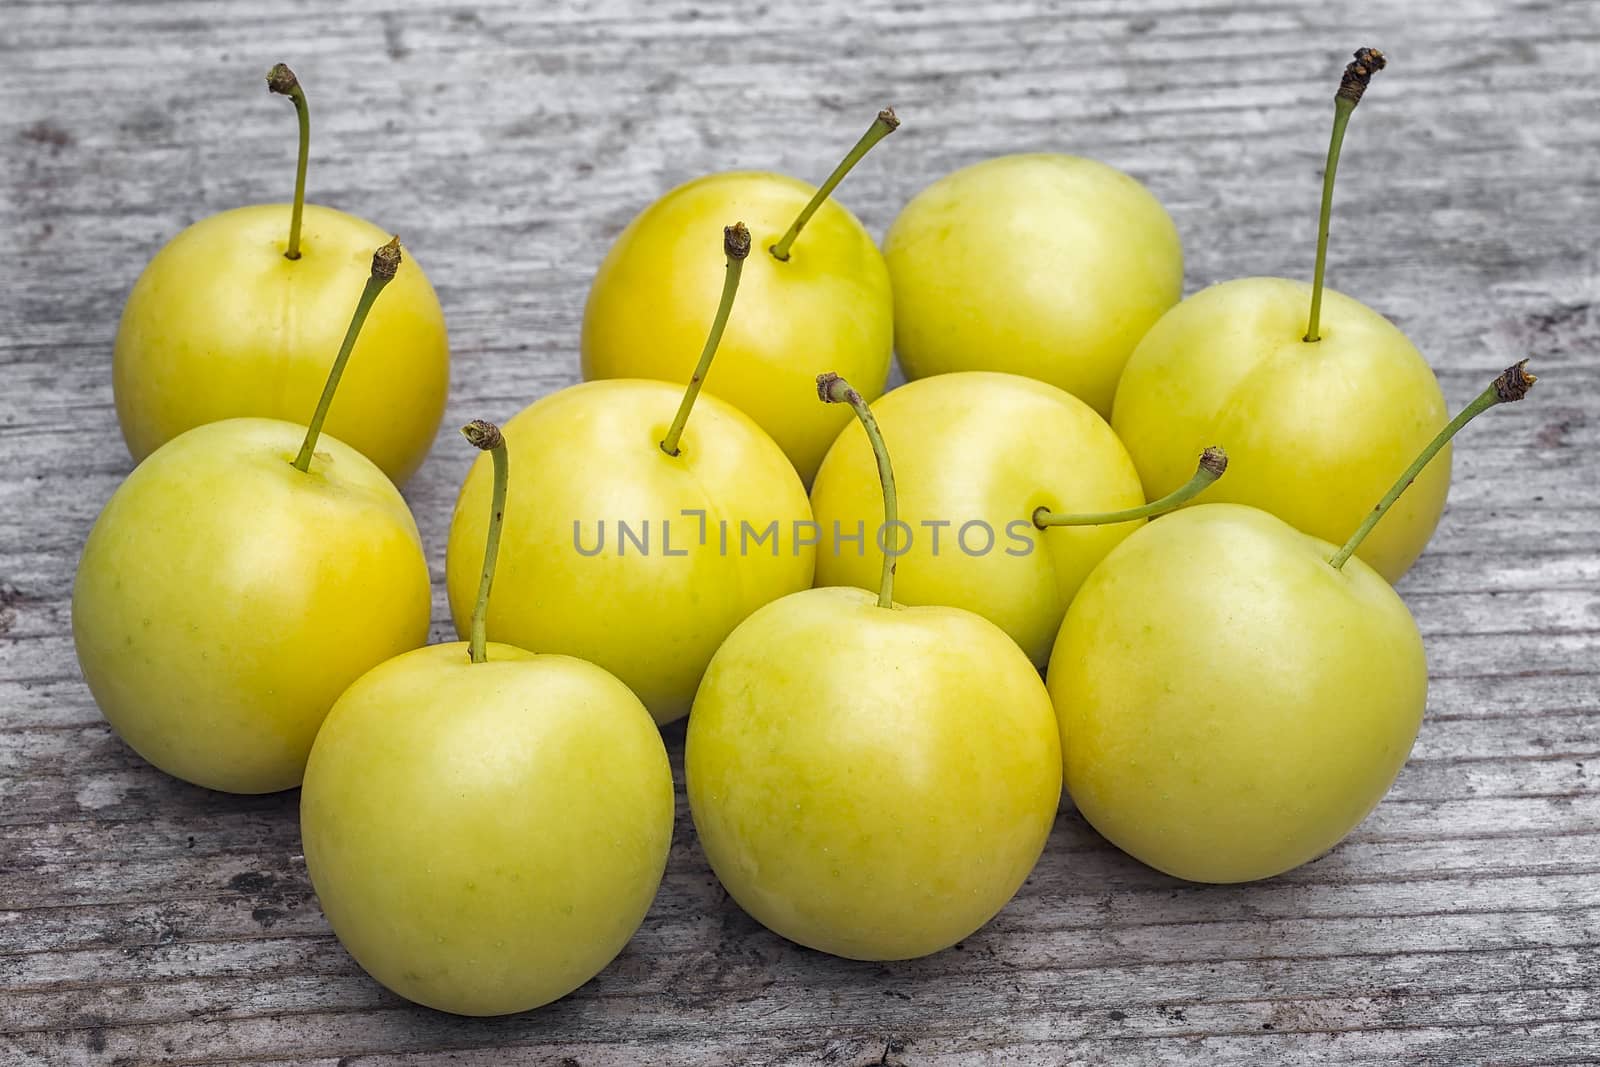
[687,374,1061,959]
[303,422,674,1015]
[75,241,431,792]
[1112,48,1449,581]
[113,64,448,484]
[885,153,1182,416]
[450,225,813,723]
[583,110,898,482]
[1050,362,1536,881]
[809,371,1149,666]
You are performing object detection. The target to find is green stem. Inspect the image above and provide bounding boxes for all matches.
[1330,360,1537,570]
[461,420,509,664]
[661,223,751,457]
[769,108,899,262]
[1305,47,1386,343]
[267,63,310,261]
[1034,448,1228,528]
[818,372,897,609]
[291,238,401,472]
[1303,99,1351,343]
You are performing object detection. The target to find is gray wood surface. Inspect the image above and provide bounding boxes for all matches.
[3,0,1598,1063]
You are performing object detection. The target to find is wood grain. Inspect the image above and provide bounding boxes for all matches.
[3,0,1598,1063]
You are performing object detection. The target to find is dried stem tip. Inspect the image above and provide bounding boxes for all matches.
[371,236,402,279]
[724,222,752,260]
[266,63,300,96]
[1493,359,1537,403]
[816,371,856,404]
[877,107,901,131]
[1199,446,1229,477]
[1336,47,1386,105]
[461,419,504,451]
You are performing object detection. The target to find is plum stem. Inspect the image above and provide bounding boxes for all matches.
[1330,360,1536,570]
[818,372,897,609]
[267,63,310,261]
[461,420,509,664]
[1305,47,1385,343]
[661,223,751,457]
[1034,448,1228,528]
[290,238,401,472]
[770,108,899,262]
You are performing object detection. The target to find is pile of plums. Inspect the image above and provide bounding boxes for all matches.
[72,50,1537,1015]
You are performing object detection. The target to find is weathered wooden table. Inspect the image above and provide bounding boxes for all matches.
[4,1,1597,1063]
